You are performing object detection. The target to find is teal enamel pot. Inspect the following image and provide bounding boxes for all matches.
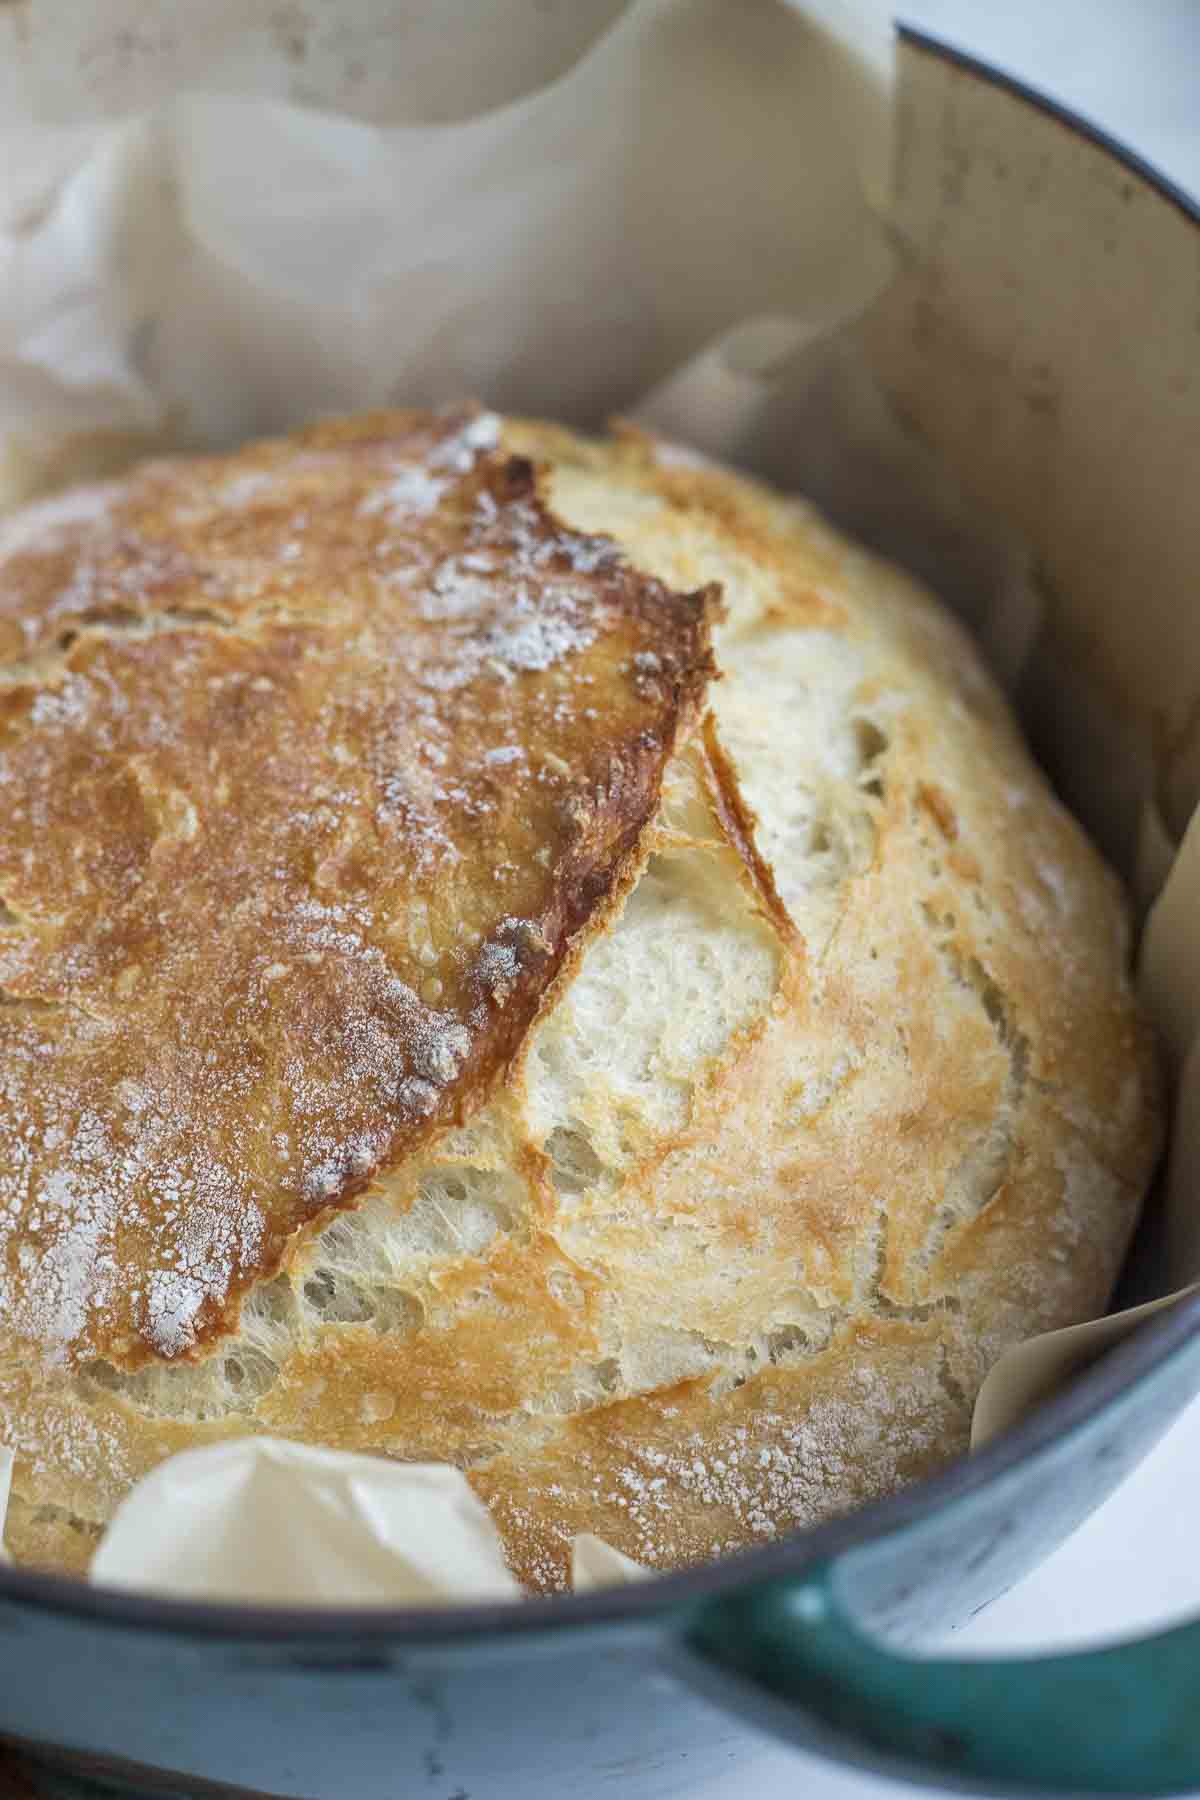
[7,28,1200,1800]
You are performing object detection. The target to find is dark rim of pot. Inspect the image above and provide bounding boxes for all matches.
[2,27,1198,1647]
[899,26,1200,228]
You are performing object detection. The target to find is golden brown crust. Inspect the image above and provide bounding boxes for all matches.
[0,412,1161,1590]
[470,1316,970,1592]
[0,411,713,1366]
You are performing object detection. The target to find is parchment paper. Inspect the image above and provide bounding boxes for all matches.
[90,1443,522,1605]
[0,0,1196,1602]
[84,1439,651,1602]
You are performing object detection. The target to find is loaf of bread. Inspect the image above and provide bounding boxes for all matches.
[0,410,1159,1588]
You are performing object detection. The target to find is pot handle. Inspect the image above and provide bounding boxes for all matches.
[678,1562,1200,1795]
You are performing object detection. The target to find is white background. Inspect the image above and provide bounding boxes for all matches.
[706,7,1200,1796]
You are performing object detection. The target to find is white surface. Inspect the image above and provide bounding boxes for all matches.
[716,8,1200,1797]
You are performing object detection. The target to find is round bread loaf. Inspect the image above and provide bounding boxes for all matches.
[0,410,1159,1588]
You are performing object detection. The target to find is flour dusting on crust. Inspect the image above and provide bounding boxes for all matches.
[0,411,714,1366]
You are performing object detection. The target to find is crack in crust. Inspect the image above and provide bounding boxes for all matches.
[916,902,1031,1268]
[695,713,801,948]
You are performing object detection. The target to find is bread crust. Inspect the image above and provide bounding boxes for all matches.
[0,413,1160,1588]
[0,412,713,1367]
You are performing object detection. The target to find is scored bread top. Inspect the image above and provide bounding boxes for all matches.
[0,411,713,1367]
[0,411,1161,1589]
